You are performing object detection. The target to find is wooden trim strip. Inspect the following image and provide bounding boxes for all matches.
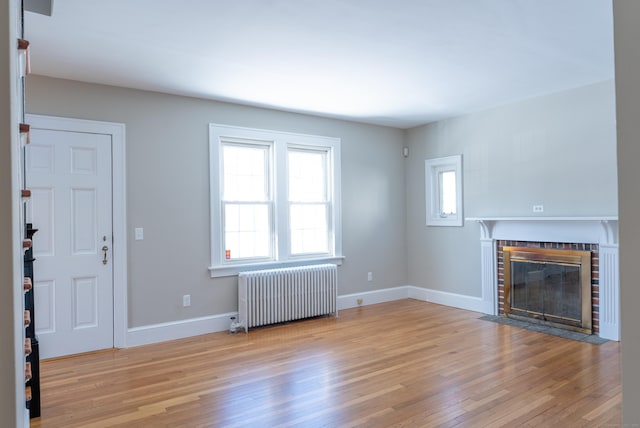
[19,123,30,144]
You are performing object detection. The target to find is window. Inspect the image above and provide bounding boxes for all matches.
[425,155,463,226]
[209,124,342,277]
[288,147,330,255]
[222,142,272,261]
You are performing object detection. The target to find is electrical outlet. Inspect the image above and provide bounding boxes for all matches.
[367,272,373,282]
[182,294,191,307]
[533,205,544,213]
[134,227,144,240]
[357,298,363,305]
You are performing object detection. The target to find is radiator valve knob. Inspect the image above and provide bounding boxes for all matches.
[229,316,239,334]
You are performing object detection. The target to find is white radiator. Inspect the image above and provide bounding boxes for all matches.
[238,264,338,332]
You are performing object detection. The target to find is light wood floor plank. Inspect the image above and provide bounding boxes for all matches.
[30,300,620,427]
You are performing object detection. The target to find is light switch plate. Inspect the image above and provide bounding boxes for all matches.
[134,227,144,240]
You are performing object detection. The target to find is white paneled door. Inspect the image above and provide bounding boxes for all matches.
[26,128,114,359]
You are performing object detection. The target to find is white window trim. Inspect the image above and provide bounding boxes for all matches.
[209,124,343,278]
[425,155,463,227]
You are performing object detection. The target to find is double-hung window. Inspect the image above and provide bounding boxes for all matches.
[222,141,273,261]
[288,147,330,255]
[209,124,342,277]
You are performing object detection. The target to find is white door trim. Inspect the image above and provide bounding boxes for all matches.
[26,114,128,349]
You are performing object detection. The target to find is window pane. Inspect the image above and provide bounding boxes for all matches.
[439,170,456,215]
[290,204,328,254]
[223,144,268,201]
[224,203,270,259]
[288,149,327,202]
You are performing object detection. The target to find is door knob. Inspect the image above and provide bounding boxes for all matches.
[102,245,109,265]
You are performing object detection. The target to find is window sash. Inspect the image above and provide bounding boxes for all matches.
[289,202,330,256]
[222,141,271,202]
[220,141,274,263]
[437,168,457,216]
[222,201,273,262]
[287,146,331,256]
[425,155,463,227]
[287,147,329,203]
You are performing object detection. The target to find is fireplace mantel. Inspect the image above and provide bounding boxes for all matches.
[466,217,618,245]
[466,216,620,340]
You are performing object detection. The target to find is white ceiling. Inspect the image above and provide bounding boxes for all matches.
[24,0,614,129]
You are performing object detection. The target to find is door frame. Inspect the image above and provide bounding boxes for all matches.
[26,114,128,349]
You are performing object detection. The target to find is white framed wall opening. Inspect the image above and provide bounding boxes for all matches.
[209,124,343,277]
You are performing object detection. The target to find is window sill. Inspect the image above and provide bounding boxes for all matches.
[209,256,345,278]
[427,217,464,227]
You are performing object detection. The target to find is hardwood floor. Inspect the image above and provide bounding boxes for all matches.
[30,300,621,427]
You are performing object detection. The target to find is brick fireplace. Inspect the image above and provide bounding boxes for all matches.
[468,217,619,340]
[497,240,599,334]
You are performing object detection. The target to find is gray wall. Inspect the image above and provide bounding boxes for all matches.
[613,1,640,424]
[404,80,617,296]
[26,76,618,325]
[26,75,408,328]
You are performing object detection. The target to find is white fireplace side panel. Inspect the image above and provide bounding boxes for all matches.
[599,244,620,340]
[480,238,497,315]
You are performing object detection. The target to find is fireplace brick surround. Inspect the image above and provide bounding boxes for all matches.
[468,217,619,340]
[496,240,599,333]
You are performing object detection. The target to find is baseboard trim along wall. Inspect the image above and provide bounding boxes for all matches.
[124,286,486,348]
[338,286,487,313]
[407,286,487,313]
[337,286,409,310]
[126,312,238,348]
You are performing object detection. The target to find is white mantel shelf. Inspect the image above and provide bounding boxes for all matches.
[467,216,620,341]
[466,216,618,222]
[465,216,618,245]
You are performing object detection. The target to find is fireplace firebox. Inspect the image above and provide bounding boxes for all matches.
[503,246,592,334]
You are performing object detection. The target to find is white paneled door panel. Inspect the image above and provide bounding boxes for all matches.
[26,129,113,359]
[33,280,55,334]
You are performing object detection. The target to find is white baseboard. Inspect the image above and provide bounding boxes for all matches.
[124,286,489,348]
[338,286,410,310]
[408,286,488,313]
[126,312,237,348]
[338,286,489,313]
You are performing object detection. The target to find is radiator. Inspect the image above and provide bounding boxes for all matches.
[238,264,338,332]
